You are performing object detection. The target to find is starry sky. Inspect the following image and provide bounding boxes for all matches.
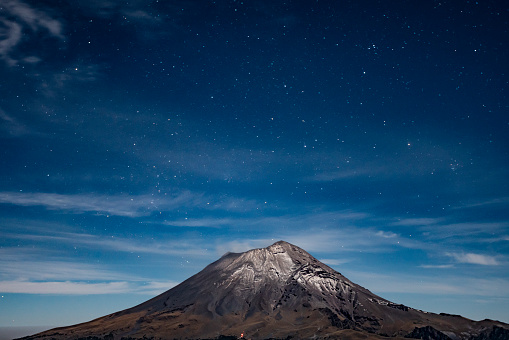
[0,0,508,331]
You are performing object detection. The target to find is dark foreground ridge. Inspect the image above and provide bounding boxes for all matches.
[18,241,509,340]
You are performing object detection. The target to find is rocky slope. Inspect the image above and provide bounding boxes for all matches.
[19,241,508,340]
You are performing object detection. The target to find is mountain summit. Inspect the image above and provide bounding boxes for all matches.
[21,241,508,340]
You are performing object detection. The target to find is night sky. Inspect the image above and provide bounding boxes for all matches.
[1,0,508,331]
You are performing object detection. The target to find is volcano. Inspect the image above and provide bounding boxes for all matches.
[20,241,508,340]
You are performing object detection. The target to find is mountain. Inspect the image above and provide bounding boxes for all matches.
[19,241,508,340]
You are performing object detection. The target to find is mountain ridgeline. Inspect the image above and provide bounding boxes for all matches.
[20,241,508,340]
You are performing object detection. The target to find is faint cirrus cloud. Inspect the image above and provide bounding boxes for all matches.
[0,107,33,137]
[0,191,203,217]
[391,218,443,227]
[0,280,178,295]
[419,264,454,269]
[446,252,500,266]
[0,0,64,66]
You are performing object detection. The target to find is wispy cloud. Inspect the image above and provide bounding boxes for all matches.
[0,280,178,295]
[0,16,22,65]
[281,230,394,253]
[345,270,509,297]
[43,64,103,92]
[304,142,467,184]
[162,217,236,228]
[4,1,63,36]
[446,252,501,266]
[0,107,33,137]
[0,259,132,282]
[419,264,454,269]
[3,231,210,257]
[376,230,398,239]
[123,9,162,23]
[0,247,134,281]
[452,197,509,210]
[0,191,206,217]
[0,190,273,217]
[3,210,405,263]
[0,0,64,65]
[0,248,179,295]
[391,218,443,227]
[343,271,463,296]
[0,280,131,295]
[307,167,379,181]
[82,234,209,257]
[214,225,417,256]
[421,222,509,239]
[162,210,368,229]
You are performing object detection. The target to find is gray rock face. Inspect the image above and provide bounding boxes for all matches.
[151,241,365,319]
[19,241,508,340]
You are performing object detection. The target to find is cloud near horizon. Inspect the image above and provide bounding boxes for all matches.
[345,270,509,298]
[0,280,178,295]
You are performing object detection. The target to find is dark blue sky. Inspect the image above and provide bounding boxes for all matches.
[0,0,508,329]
